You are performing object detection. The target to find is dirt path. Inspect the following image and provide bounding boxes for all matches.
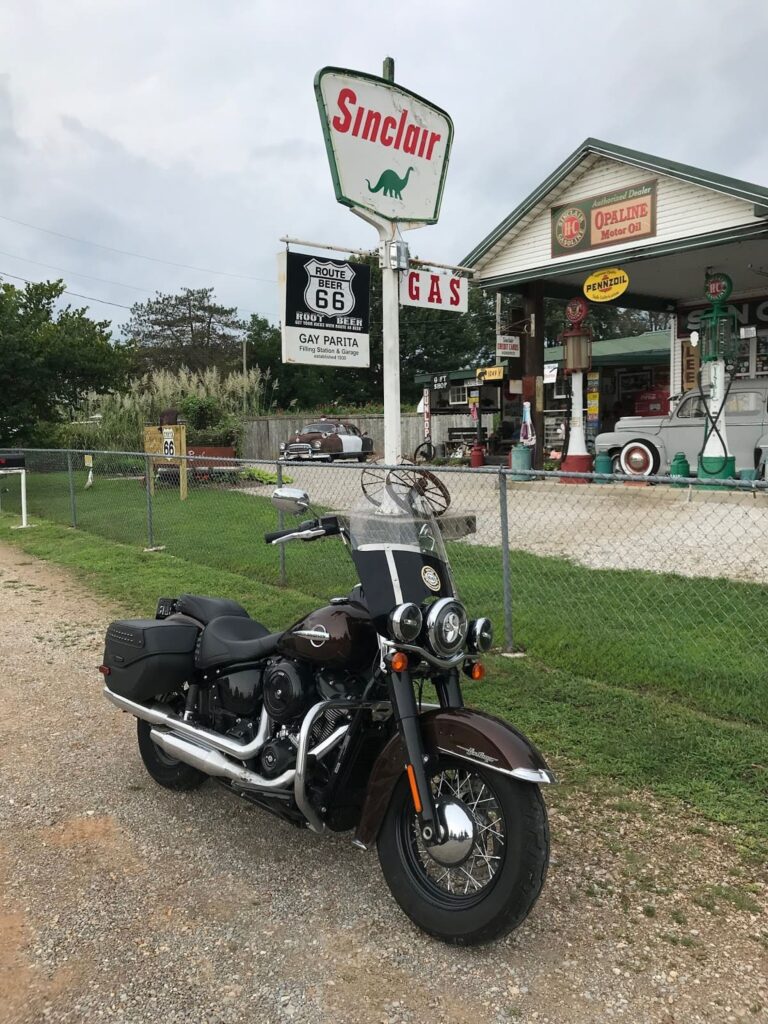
[0,542,766,1024]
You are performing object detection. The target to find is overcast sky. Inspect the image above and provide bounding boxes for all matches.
[0,0,766,330]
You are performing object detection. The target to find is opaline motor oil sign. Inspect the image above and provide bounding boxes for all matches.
[279,250,370,368]
[551,180,657,257]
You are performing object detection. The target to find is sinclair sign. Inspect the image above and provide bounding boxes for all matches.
[315,66,454,227]
[551,180,657,257]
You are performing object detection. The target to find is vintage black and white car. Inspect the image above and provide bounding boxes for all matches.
[279,419,375,462]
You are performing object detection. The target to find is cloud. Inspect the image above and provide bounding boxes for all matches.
[0,0,766,328]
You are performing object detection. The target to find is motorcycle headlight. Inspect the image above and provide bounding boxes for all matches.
[468,617,493,653]
[312,440,322,450]
[389,602,423,643]
[426,598,468,656]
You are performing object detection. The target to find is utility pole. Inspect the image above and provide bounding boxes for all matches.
[242,336,247,415]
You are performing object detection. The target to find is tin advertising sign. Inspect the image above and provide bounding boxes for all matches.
[551,180,656,257]
[279,250,370,368]
[400,269,467,311]
[315,67,454,226]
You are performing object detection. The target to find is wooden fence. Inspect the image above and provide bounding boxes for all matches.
[241,412,494,460]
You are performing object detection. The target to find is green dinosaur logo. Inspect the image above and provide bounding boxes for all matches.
[365,166,415,200]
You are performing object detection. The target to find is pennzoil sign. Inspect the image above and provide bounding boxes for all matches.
[551,180,656,257]
[583,267,630,303]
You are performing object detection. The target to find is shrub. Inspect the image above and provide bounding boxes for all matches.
[238,467,293,485]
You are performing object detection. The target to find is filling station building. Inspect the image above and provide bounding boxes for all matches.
[454,138,768,466]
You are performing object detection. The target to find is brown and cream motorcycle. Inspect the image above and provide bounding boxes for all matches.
[101,479,553,945]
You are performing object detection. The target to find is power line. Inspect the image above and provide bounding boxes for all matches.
[0,269,132,309]
[0,255,268,319]
[0,211,276,283]
[0,249,152,293]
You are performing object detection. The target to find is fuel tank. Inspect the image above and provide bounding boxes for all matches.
[277,601,377,670]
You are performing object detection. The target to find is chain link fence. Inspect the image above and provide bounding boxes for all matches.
[2,448,767,727]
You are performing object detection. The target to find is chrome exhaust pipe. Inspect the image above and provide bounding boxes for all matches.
[103,687,270,759]
[149,729,295,791]
[149,723,350,794]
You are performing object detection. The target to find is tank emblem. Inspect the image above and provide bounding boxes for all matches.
[421,566,441,592]
[293,626,331,648]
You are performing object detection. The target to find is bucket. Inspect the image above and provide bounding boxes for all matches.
[509,444,533,481]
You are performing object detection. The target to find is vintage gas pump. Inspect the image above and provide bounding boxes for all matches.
[697,272,740,480]
[560,297,594,479]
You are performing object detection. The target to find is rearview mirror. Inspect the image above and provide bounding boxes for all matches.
[271,486,310,515]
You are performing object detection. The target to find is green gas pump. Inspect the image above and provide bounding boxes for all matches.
[697,272,739,480]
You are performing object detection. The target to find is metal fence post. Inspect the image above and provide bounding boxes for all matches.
[498,467,514,653]
[144,454,155,549]
[66,450,77,527]
[276,461,286,586]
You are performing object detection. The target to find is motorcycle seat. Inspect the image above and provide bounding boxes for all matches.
[178,593,250,625]
[196,615,281,671]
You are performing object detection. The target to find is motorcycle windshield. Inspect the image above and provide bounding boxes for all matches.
[348,490,457,632]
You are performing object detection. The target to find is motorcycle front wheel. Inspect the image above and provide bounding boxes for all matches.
[377,757,549,945]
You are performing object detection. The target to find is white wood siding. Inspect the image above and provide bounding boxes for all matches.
[479,157,763,280]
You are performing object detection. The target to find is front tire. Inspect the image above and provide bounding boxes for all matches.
[377,758,549,945]
[137,719,208,790]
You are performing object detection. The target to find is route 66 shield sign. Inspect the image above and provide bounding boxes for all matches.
[303,258,357,317]
[279,250,370,368]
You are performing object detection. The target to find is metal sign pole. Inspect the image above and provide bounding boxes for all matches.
[19,469,27,528]
[380,225,402,464]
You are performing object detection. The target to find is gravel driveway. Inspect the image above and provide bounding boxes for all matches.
[1,542,766,1024]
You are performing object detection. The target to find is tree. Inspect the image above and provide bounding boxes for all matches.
[0,280,128,443]
[122,287,245,374]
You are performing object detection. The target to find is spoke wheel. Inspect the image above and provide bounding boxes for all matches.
[385,468,451,516]
[404,767,505,904]
[377,756,549,945]
[413,441,436,464]
[360,458,414,507]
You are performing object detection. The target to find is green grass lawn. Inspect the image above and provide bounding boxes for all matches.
[7,471,768,728]
[1,512,767,851]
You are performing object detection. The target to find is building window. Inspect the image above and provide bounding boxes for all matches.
[449,385,468,405]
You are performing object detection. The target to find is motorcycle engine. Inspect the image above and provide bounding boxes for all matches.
[262,659,314,723]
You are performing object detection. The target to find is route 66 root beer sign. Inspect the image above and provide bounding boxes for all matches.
[279,250,370,368]
[315,67,453,227]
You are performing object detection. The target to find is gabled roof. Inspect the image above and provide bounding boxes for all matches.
[462,138,768,271]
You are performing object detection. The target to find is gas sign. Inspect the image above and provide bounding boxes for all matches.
[315,67,454,227]
[400,269,467,311]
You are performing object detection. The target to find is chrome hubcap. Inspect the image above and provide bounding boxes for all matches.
[423,798,476,866]
[407,767,505,897]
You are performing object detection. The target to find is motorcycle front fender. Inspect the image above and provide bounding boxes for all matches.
[354,707,555,848]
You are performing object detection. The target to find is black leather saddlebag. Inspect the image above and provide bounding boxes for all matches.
[103,618,199,701]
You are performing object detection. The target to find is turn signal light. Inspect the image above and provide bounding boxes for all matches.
[390,651,409,673]
[98,665,111,677]
[464,660,485,681]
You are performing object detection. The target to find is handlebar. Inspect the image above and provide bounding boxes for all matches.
[264,527,303,543]
[264,515,342,545]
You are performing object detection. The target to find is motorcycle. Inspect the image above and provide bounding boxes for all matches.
[100,476,553,945]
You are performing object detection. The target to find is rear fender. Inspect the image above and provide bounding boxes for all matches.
[354,708,555,848]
